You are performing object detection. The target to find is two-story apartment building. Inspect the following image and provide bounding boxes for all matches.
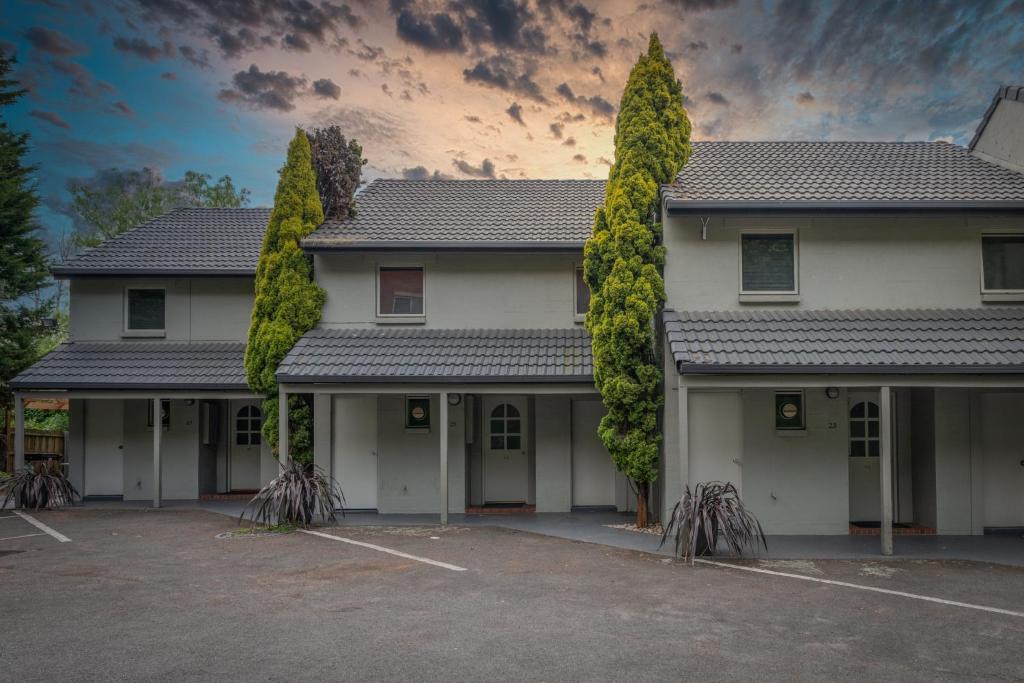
[10,86,1024,546]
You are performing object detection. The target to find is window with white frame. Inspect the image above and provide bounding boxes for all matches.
[574,266,590,317]
[981,234,1024,292]
[235,405,262,446]
[126,288,165,333]
[849,400,880,457]
[378,267,424,316]
[740,232,797,294]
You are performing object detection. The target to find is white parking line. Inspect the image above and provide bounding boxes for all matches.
[0,533,45,542]
[696,558,1024,619]
[299,529,467,572]
[13,511,71,543]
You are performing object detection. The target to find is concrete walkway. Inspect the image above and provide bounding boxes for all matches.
[61,498,1024,566]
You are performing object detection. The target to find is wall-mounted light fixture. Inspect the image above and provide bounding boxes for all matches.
[825,387,840,400]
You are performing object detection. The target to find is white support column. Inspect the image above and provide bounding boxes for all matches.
[278,390,289,465]
[439,392,448,526]
[677,380,689,500]
[152,398,162,509]
[13,393,25,471]
[879,386,893,556]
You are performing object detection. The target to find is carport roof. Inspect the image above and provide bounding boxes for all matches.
[663,308,1024,374]
[277,327,593,382]
[10,341,249,390]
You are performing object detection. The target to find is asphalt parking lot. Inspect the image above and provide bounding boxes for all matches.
[1,509,1023,682]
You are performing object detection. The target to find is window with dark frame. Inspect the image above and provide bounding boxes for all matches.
[235,405,262,446]
[378,267,424,315]
[574,266,590,316]
[849,400,880,457]
[489,403,522,450]
[741,233,796,293]
[127,288,165,330]
[981,234,1024,292]
[147,399,171,429]
[774,391,805,431]
[405,396,430,429]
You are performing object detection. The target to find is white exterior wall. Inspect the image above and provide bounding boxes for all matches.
[68,277,254,342]
[932,389,973,534]
[972,98,1024,172]
[535,396,571,512]
[663,213,1024,311]
[315,252,583,329]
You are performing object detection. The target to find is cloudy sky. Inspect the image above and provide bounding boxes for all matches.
[4,0,1024,243]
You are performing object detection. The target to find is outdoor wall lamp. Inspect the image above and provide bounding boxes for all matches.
[825,387,840,399]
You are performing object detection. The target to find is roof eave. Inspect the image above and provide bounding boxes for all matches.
[301,239,587,253]
[676,362,1024,375]
[663,198,1024,214]
[9,381,251,391]
[274,373,594,383]
[50,267,257,279]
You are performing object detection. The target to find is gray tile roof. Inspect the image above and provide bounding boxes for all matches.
[664,308,1024,374]
[10,342,249,390]
[303,179,606,250]
[662,141,1024,209]
[969,85,1024,151]
[277,328,593,382]
[52,208,271,277]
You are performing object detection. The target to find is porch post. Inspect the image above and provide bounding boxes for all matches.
[439,391,448,525]
[13,393,25,471]
[879,386,893,556]
[278,389,289,465]
[152,398,162,508]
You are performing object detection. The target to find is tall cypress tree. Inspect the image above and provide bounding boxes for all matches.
[583,34,692,527]
[245,129,325,463]
[0,53,52,438]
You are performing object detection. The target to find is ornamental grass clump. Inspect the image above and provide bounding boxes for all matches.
[1,460,80,510]
[239,459,344,528]
[660,481,767,564]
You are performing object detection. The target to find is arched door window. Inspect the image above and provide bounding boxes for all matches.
[236,405,262,446]
[489,403,522,450]
[849,400,879,457]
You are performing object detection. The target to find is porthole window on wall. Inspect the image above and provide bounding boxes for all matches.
[849,400,880,457]
[235,405,262,446]
[489,403,522,450]
[774,391,805,430]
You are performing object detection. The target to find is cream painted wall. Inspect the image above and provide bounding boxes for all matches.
[973,99,1024,172]
[68,277,254,342]
[662,213,1024,311]
[535,395,571,512]
[121,399,200,500]
[314,251,583,329]
[933,388,973,534]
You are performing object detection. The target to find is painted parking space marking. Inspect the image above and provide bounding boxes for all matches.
[696,558,1024,619]
[299,529,467,572]
[0,533,45,542]
[13,511,71,543]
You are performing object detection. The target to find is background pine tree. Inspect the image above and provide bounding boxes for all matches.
[244,129,325,463]
[583,34,692,527]
[0,53,53,441]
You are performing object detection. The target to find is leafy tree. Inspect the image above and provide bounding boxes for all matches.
[583,34,692,527]
[245,129,325,463]
[306,126,365,219]
[70,169,251,248]
[0,52,53,447]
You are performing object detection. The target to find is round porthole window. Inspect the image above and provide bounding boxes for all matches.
[411,406,426,420]
[779,402,799,419]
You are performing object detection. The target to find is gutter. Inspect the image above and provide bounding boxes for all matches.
[274,373,595,384]
[301,239,586,253]
[663,199,1024,214]
[675,362,1024,375]
[50,268,256,279]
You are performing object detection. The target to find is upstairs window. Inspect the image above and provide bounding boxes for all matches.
[378,267,424,317]
[126,288,165,333]
[982,234,1024,292]
[740,232,797,294]
[574,266,590,318]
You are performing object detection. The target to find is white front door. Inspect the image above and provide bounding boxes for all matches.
[332,396,378,510]
[84,400,123,497]
[483,396,529,504]
[848,391,881,522]
[571,399,617,507]
[689,391,742,493]
[229,400,262,491]
[978,393,1024,528]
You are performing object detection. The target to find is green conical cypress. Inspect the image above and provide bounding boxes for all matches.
[244,129,326,462]
[583,34,692,526]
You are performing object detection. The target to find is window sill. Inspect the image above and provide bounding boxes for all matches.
[376,316,426,325]
[739,293,800,304]
[573,314,586,324]
[404,427,431,434]
[775,429,808,437]
[981,292,1024,303]
[122,330,166,338]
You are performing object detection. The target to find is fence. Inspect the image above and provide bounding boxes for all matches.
[2,429,66,473]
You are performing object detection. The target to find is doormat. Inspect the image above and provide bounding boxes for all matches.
[465,504,536,514]
[849,523,936,536]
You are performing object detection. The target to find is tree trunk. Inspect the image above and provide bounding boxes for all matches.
[636,486,648,528]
